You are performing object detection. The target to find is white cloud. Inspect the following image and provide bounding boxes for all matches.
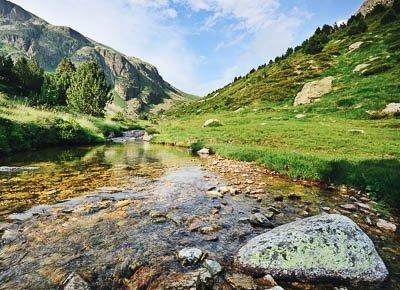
[12,0,200,94]
[11,0,309,96]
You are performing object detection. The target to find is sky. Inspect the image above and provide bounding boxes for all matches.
[12,0,363,95]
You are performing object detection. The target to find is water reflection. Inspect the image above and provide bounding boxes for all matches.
[0,143,193,219]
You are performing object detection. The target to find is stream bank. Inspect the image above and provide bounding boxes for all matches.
[0,142,398,289]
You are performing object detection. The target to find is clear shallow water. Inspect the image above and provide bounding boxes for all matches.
[0,142,399,289]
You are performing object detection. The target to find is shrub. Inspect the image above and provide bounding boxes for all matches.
[381,9,397,24]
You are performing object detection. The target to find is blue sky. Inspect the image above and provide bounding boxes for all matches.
[13,0,363,95]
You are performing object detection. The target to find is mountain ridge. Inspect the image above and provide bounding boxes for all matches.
[0,0,189,116]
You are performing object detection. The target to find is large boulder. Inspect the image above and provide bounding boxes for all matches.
[382,103,400,115]
[236,214,388,284]
[294,77,334,106]
[203,119,222,128]
[349,41,364,52]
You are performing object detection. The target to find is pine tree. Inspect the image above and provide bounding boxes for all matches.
[0,55,14,82]
[12,57,44,95]
[394,0,400,13]
[67,60,111,117]
[38,74,60,106]
[347,14,368,35]
[55,58,76,105]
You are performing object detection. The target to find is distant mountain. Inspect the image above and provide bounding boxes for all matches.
[0,0,191,116]
[357,0,394,15]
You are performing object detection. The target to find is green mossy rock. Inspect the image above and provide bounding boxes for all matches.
[236,214,388,284]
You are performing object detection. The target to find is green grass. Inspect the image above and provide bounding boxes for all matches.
[156,13,400,207]
[0,92,142,155]
[154,112,400,206]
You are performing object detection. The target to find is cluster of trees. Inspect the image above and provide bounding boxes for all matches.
[0,56,44,95]
[0,56,111,117]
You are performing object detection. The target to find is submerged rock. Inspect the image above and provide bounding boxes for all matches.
[0,166,39,173]
[226,273,256,290]
[236,214,388,284]
[249,212,274,228]
[203,259,222,276]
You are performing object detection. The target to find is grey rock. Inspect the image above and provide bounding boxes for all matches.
[353,63,370,73]
[237,214,388,283]
[203,119,222,128]
[294,77,334,106]
[203,259,222,276]
[382,103,400,115]
[249,212,274,228]
[349,41,364,51]
[0,166,39,173]
[197,148,210,155]
[1,229,18,244]
[177,247,205,266]
[63,273,90,290]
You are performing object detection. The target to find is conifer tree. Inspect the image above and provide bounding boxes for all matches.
[67,60,111,117]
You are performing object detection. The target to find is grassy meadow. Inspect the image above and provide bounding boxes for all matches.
[0,91,142,155]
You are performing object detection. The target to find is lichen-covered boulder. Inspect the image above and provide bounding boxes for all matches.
[236,214,388,284]
[294,77,334,106]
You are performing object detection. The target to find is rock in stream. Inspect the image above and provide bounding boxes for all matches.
[237,214,388,284]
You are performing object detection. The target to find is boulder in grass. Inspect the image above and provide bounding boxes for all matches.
[236,214,388,284]
[294,77,334,106]
[382,103,400,115]
[203,119,222,128]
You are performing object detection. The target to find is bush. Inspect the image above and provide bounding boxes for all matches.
[381,9,397,24]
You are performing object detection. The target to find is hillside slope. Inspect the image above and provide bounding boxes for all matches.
[0,0,189,116]
[157,3,400,206]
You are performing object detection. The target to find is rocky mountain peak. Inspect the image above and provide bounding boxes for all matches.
[0,0,45,24]
[357,0,394,15]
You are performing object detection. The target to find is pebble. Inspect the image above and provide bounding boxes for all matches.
[376,219,397,233]
[256,274,277,287]
[207,190,223,198]
[203,259,222,276]
[355,202,371,211]
[226,273,256,290]
[340,204,357,212]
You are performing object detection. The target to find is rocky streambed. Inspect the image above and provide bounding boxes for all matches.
[0,143,399,289]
